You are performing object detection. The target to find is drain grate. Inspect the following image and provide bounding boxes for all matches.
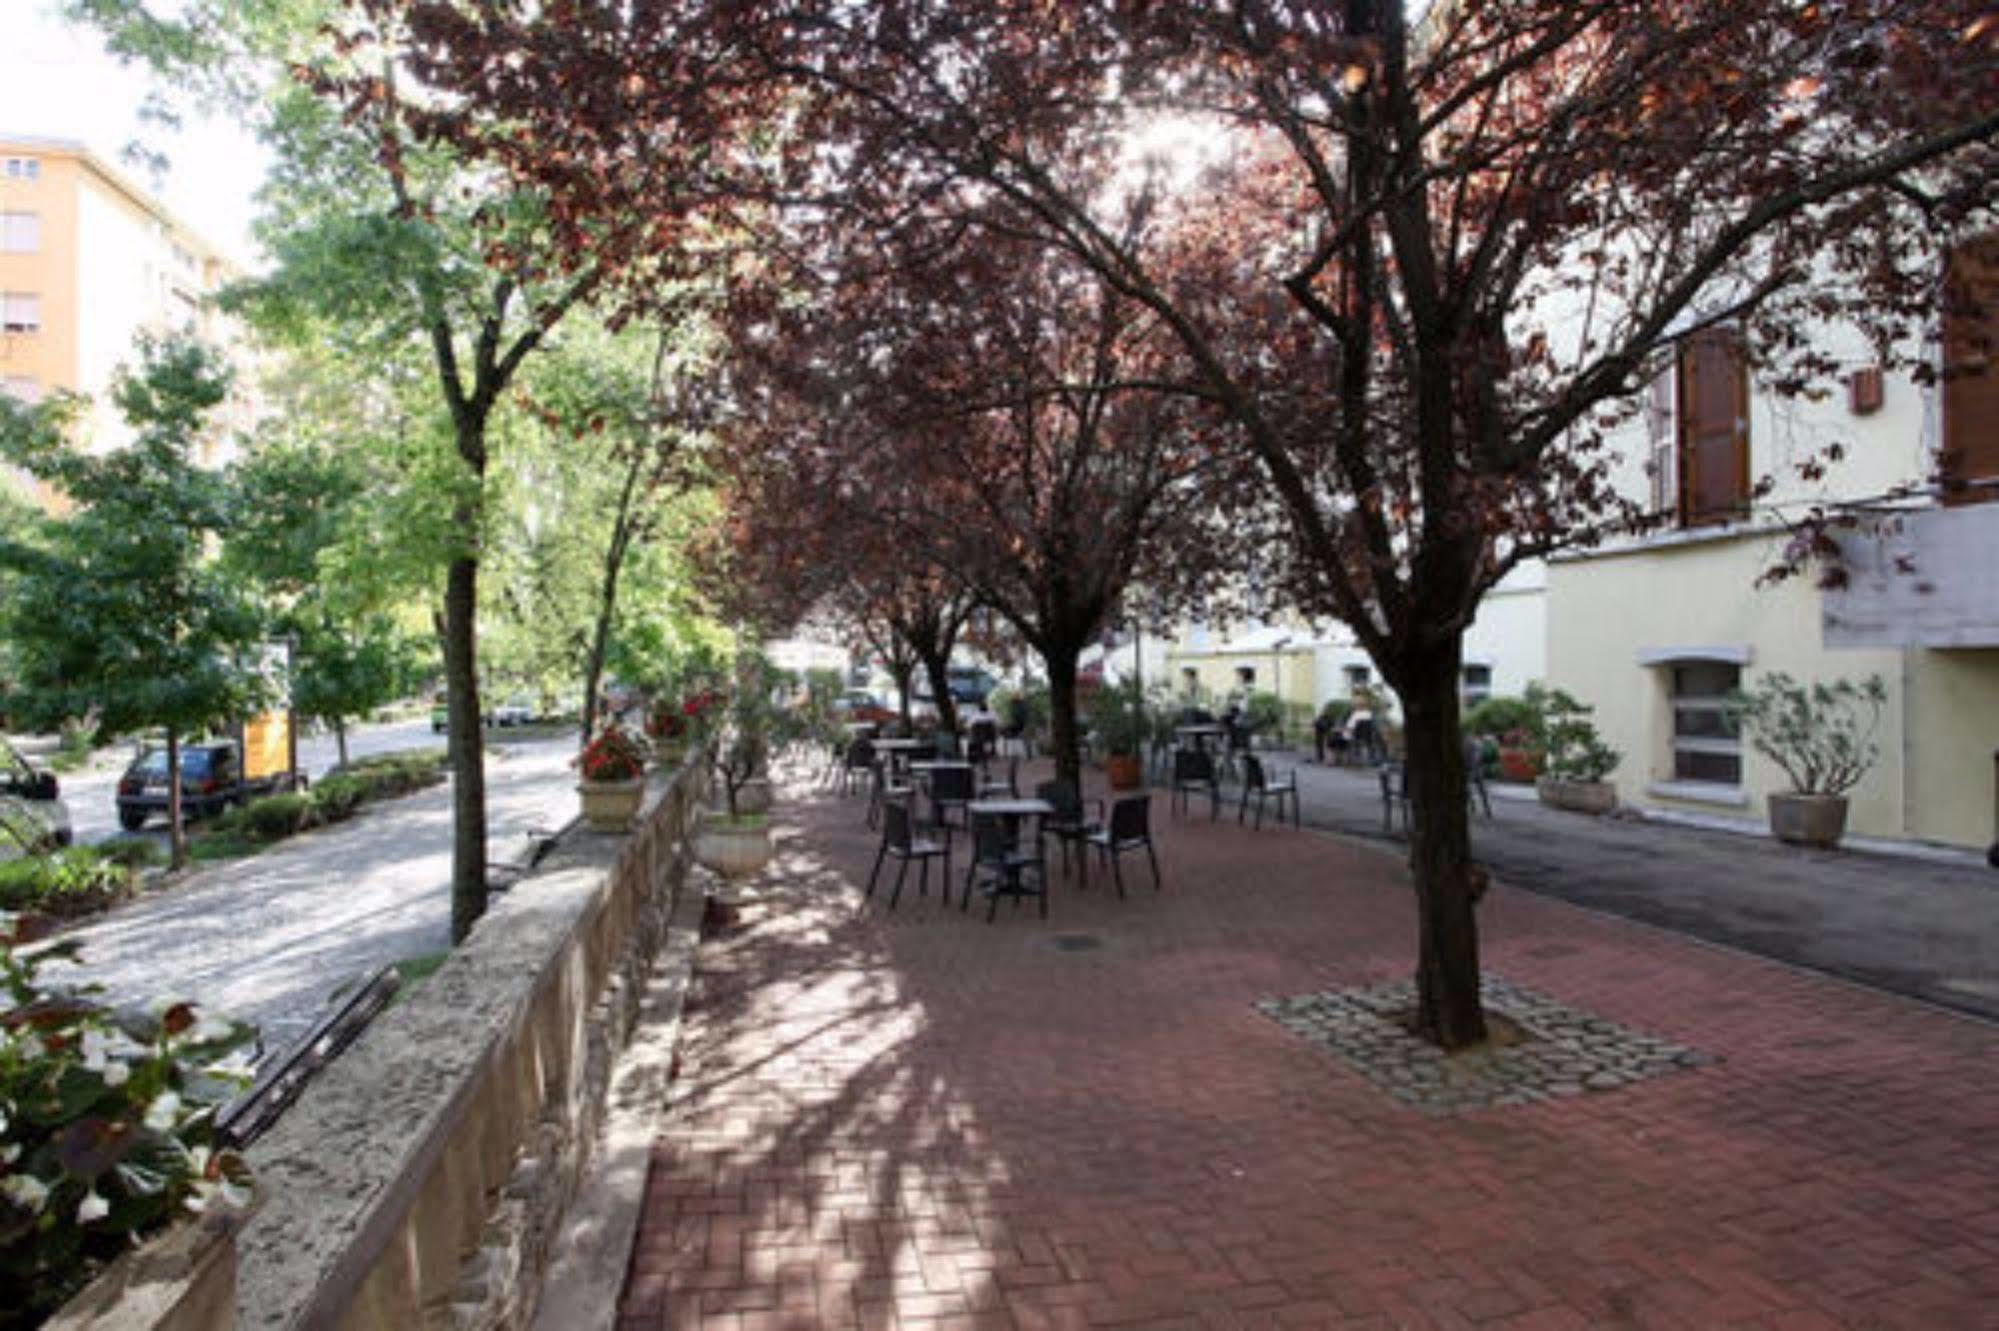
[1051,933,1103,953]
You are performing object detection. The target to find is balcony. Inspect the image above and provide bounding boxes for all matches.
[1823,503,1999,648]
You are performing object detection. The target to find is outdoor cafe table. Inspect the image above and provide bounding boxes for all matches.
[873,736,930,774]
[1174,724,1225,752]
[966,797,1055,829]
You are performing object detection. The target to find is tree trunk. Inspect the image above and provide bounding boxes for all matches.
[165,729,185,871]
[1045,645,1083,792]
[334,718,349,770]
[917,648,959,737]
[890,661,916,730]
[1397,637,1488,1049]
[443,552,488,944]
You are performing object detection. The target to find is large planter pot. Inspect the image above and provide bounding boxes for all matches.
[578,776,646,832]
[1768,792,1849,848]
[1104,754,1143,790]
[725,778,774,816]
[47,1201,247,1331]
[1536,776,1618,815]
[1498,746,1541,783]
[694,816,773,879]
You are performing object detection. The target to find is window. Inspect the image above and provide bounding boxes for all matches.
[0,212,38,253]
[1645,365,1676,514]
[1236,666,1256,687]
[2,158,40,181]
[1345,664,1372,691]
[1461,664,1493,706]
[1670,662,1742,785]
[1676,328,1749,527]
[1180,667,1198,694]
[1942,233,1999,506]
[1,293,40,333]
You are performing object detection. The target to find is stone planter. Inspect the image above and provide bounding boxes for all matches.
[577,776,646,832]
[694,817,773,879]
[725,778,774,816]
[1768,792,1849,848]
[1536,776,1618,815]
[47,1202,246,1331]
[1104,754,1143,790]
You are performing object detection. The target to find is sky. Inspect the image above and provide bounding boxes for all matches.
[0,1,269,266]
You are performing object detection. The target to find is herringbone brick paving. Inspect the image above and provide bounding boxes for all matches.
[619,772,1999,1329]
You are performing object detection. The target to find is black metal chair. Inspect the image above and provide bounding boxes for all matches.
[839,737,876,797]
[1086,794,1161,898]
[1034,778,1104,883]
[1170,748,1221,819]
[868,755,913,830]
[1238,753,1301,830]
[927,764,975,835]
[963,810,1048,920]
[866,798,953,909]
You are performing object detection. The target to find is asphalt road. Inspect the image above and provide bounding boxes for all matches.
[50,730,582,1054]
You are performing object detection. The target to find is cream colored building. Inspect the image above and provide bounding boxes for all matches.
[1163,560,1549,720]
[1545,237,1999,852]
[0,134,239,503]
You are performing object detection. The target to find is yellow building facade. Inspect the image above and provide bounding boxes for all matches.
[0,135,236,500]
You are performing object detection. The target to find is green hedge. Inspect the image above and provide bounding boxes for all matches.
[0,848,131,917]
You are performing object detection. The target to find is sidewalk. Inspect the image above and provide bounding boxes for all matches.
[618,775,1999,1329]
[1275,757,1999,1024]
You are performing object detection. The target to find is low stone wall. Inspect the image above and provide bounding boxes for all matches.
[234,759,706,1331]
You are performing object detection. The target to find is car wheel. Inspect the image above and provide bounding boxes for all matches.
[118,807,148,832]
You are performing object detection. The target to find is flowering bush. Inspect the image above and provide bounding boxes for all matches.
[577,726,648,783]
[1,919,254,1327]
[643,700,687,743]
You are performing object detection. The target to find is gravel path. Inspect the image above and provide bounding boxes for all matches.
[51,733,581,1053]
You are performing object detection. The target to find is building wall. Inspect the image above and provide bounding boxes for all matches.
[1547,528,1999,850]
[0,148,80,398]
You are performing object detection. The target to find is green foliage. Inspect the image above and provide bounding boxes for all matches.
[0,849,130,917]
[1535,688,1620,783]
[308,774,367,824]
[1727,672,1887,797]
[1465,695,1541,741]
[97,839,164,872]
[1085,680,1149,758]
[242,794,312,841]
[1243,690,1286,736]
[0,339,270,747]
[0,922,254,1326]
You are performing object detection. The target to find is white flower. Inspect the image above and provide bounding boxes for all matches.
[2,1173,49,1214]
[0,1104,8,1134]
[188,1016,236,1045]
[1,1144,18,1165]
[76,1189,109,1224]
[185,1146,211,1176]
[81,1029,111,1071]
[143,1092,182,1133]
[101,1060,130,1088]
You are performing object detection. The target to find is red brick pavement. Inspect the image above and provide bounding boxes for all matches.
[619,773,1999,1330]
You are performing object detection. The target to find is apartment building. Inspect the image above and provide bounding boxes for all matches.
[0,134,239,502]
[1545,236,1999,851]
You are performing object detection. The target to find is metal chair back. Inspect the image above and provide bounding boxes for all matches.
[931,765,974,802]
[1109,794,1151,844]
[1242,753,1269,790]
[882,797,914,850]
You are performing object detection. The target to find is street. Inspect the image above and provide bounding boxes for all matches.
[52,728,583,1053]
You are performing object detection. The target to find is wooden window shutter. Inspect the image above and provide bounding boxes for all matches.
[1676,328,1749,527]
[1942,234,1999,506]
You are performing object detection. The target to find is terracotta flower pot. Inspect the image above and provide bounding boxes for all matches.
[1498,746,1541,782]
[578,776,646,832]
[694,817,773,879]
[1105,754,1143,790]
[1536,776,1617,815]
[1767,792,1849,848]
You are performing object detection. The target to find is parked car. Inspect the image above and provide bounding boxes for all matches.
[831,691,898,726]
[0,740,69,854]
[115,741,275,832]
[493,696,536,727]
[911,666,999,707]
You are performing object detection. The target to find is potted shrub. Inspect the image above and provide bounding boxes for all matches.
[1729,672,1886,848]
[1087,680,1148,789]
[575,726,648,832]
[696,667,778,880]
[2,920,256,1330]
[1465,695,1540,781]
[1533,688,1620,814]
[643,698,689,767]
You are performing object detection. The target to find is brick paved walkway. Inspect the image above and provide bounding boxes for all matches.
[619,773,1999,1330]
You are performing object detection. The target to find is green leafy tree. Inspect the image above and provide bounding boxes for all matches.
[0,338,269,869]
